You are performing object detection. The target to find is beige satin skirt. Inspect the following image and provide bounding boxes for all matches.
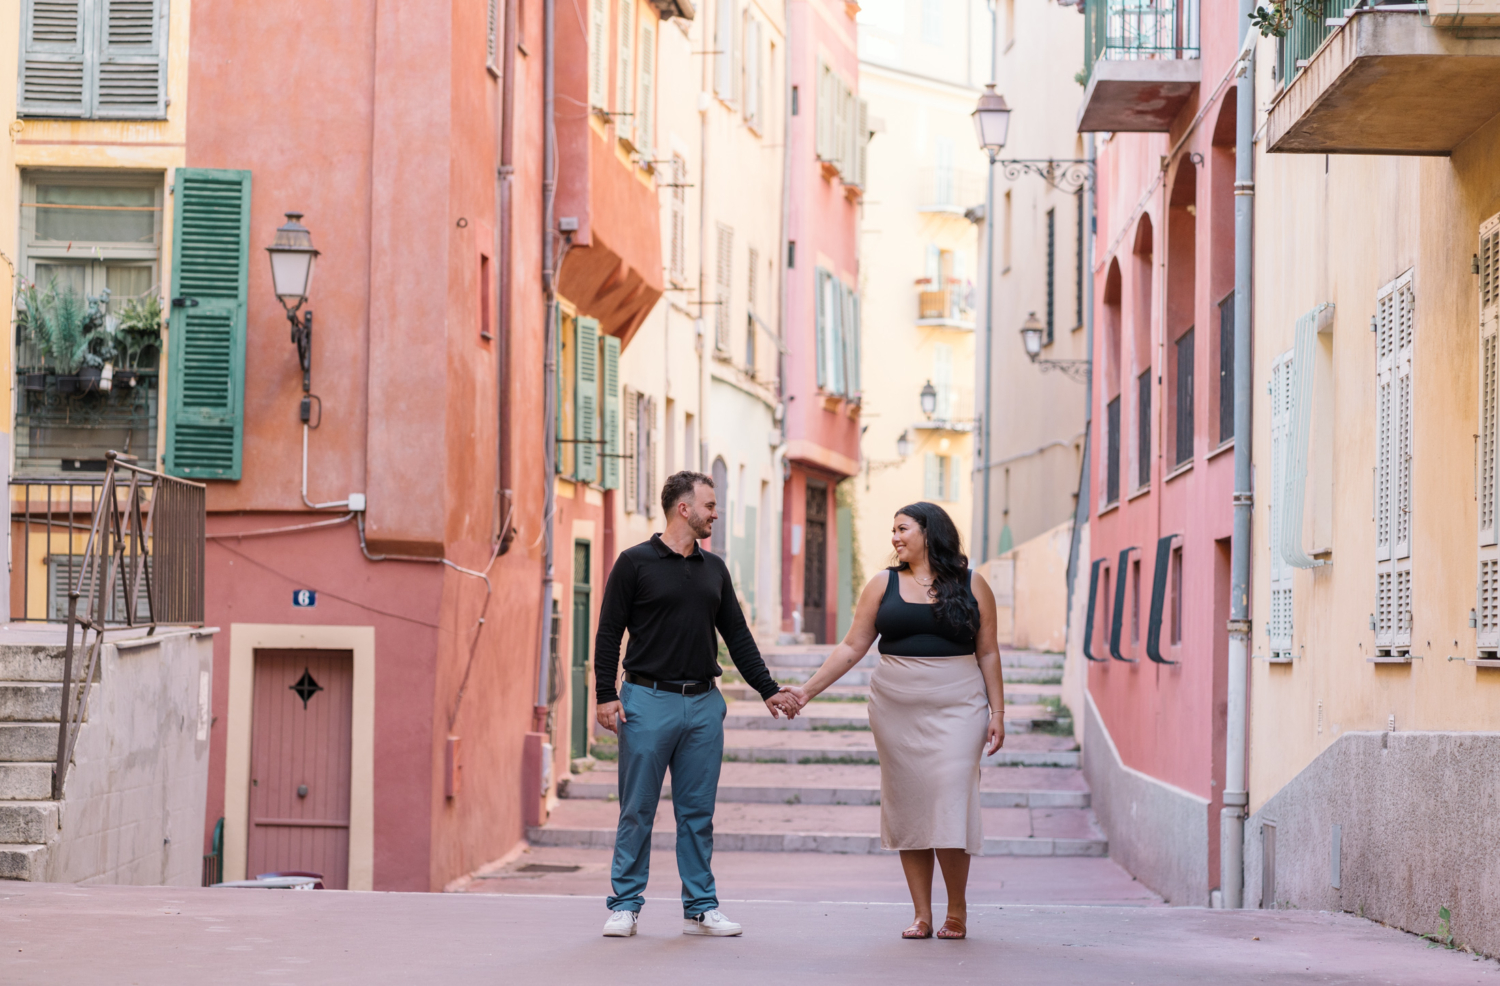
[868,652,988,855]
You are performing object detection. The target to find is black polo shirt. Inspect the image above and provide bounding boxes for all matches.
[594,533,779,704]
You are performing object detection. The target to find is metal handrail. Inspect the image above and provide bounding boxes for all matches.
[1083,0,1201,83]
[48,451,205,799]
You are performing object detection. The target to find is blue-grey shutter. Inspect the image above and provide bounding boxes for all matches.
[164,168,250,480]
[18,0,89,118]
[814,268,828,389]
[96,0,168,119]
[575,316,600,483]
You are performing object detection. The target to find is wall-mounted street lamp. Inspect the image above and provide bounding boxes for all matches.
[896,430,912,458]
[1020,312,1090,383]
[920,380,938,419]
[265,212,321,396]
[971,84,1012,160]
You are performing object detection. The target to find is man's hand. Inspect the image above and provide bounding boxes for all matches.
[771,685,809,720]
[597,700,625,734]
[765,690,801,720]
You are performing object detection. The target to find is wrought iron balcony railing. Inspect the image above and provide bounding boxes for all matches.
[1083,0,1201,83]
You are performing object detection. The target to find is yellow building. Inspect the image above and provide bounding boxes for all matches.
[1247,6,1500,951]
[6,0,191,619]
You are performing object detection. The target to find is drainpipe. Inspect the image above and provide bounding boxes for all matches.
[1064,133,1095,622]
[979,148,997,562]
[496,0,520,554]
[536,0,558,727]
[1222,0,1255,909]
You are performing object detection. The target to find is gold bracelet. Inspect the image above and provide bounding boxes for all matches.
[990,710,1004,717]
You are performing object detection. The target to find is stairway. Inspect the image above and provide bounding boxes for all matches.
[534,645,1104,857]
[0,643,80,881]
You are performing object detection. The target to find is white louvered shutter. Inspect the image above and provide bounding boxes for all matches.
[601,334,621,490]
[1394,273,1414,647]
[743,15,759,128]
[576,317,600,484]
[924,453,940,500]
[715,0,734,100]
[19,0,88,118]
[1374,271,1415,651]
[589,0,608,108]
[829,277,846,395]
[949,456,962,502]
[814,268,829,389]
[487,0,501,74]
[636,15,654,158]
[643,397,658,518]
[623,387,639,513]
[1479,214,1500,652]
[1269,352,1294,657]
[934,343,954,420]
[815,62,833,160]
[1374,280,1395,649]
[616,0,633,143]
[715,224,733,351]
[96,0,167,118]
[669,156,687,283]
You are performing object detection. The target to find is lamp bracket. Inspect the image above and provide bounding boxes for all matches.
[1029,356,1091,383]
[997,158,1096,193]
[287,307,313,394]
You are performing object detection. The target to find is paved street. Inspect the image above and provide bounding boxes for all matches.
[2,881,1493,985]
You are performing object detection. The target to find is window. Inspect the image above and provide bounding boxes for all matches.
[1174,328,1194,467]
[715,0,736,101]
[742,13,761,130]
[1375,270,1414,652]
[669,156,687,284]
[20,0,170,120]
[1137,369,1151,489]
[636,15,655,156]
[1046,207,1056,346]
[1169,545,1183,644]
[745,247,759,370]
[589,0,608,109]
[1480,214,1500,655]
[925,453,956,501]
[814,62,862,182]
[715,223,734,352]
[1105,395,1121,505]
[615,0,634,143]
[16,171,168,474]
[814,267,861,397]
[921,0,942,45]
[1218,293,1234,445]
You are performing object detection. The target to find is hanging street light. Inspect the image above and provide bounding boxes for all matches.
[265,211,321,399]
[971,84,1012,159]
[920,380,938,419]
[896,429,912,458]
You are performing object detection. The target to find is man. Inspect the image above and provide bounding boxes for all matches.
[594,470,798,938]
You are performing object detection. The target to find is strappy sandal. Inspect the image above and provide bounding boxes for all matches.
[902,920,933,939]
[936,917,967,940]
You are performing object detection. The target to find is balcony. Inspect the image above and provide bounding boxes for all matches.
[1266,5,1500,155]
[917,168,986,216]
[916,279,976,330]
[1077,0,1201,133]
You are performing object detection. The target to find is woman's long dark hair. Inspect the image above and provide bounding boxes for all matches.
[891,501,978,636]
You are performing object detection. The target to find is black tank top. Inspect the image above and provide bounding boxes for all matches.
[875,568,978,657]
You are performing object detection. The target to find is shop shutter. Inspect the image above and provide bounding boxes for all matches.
[622,387,639,513]
[1479,213,1500,651]
[165,168,250,480]
[18,0,89,117]
[601,333,620,490]
[574,317,600,483]
[636,16,654,157]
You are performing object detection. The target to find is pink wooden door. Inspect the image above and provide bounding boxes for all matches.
[247,649,354,889]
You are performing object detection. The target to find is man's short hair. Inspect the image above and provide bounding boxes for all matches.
[661,470,713,516]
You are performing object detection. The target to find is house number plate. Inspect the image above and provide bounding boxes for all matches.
[292,590,317,608]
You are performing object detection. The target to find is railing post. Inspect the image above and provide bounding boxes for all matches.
[52,593,78,800]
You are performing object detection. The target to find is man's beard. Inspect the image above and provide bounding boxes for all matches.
[691,516,714,541]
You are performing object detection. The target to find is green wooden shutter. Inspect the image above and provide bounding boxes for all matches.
[575,316,599,484]
[96,0,168,119]
[18,0,89,118]
[165,168,250,480]
[601,333,620,490]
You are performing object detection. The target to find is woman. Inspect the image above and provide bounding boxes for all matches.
[781,502,1004,939]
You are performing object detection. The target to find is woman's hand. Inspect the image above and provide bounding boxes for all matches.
[985,713,1004,755]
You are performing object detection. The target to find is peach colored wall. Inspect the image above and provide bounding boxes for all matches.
[189,0,550,890]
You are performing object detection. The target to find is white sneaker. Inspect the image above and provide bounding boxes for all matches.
[683,909,743,936]
[602,910,639,937]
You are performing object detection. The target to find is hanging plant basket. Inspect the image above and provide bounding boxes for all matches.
[23,373,46,392]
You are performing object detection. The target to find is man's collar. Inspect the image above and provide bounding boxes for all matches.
[650,532,705,560]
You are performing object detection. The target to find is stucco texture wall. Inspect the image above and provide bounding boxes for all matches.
[1243,731,1500,955]
[51,631,214,886]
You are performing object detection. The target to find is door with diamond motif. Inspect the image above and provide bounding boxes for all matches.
[247,649,354,889]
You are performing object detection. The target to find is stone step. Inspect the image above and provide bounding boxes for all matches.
[722,700,1059,733]
[526,800,1106,857]
[999,650,1066,669]
[0,724,60,762]
[1001,667,1065,684]
[0,683,91,723]
[0,802,57,844]
[0,842,47,881]
[0,643,86,683]
[562,763,1090,808]
[715,728,1080,768]
[0,763,53,800]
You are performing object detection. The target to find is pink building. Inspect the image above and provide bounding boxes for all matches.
[1076,0,1240,905]
[781,0,864,643]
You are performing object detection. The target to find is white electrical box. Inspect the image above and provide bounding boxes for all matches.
[348,493,367,512]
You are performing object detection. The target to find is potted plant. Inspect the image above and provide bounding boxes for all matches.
[111,294,163,387]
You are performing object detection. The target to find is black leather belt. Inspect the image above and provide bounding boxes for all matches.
[624,672,715,696]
